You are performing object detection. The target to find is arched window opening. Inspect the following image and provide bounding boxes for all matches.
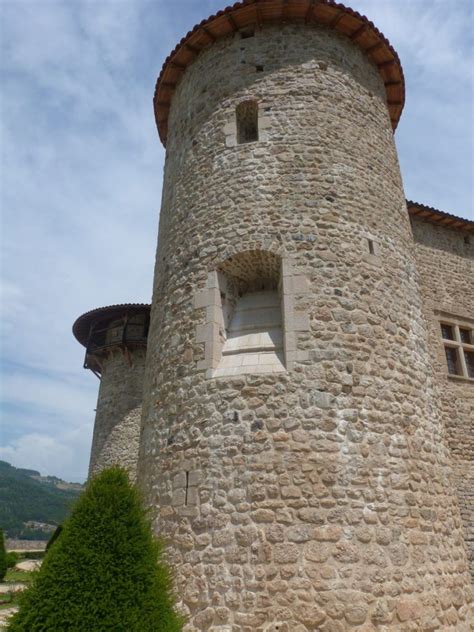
[236,100,259,144]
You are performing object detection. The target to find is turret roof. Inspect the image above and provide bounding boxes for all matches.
[154,0,405,145]
[72,303,151,348]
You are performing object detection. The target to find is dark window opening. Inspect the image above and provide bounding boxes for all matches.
[367,239,375,255]
[445,347,460,375]
[256,65,264,72]
[460,328,472,344]
[465,351,474,378]
[441,324,455,340]
[464,235,470,245]
[184,471,189,506]
[236,100,259,144]
[240,28,255,39]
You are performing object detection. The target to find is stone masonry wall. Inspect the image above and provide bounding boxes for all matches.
[139,23,473,631]
[89,347,146,482]
[411,217,474,581]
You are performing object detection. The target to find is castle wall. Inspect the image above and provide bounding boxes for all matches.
[411,217,474,580]
[139,23,472,630]
[89,347,145,481]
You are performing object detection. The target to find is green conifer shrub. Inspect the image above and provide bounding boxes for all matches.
[0,529,7,581]
[6,551,19,569]
[45,524,62,551]
[8,467,183,632]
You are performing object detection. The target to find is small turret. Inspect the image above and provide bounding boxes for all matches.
[73,304,150,480]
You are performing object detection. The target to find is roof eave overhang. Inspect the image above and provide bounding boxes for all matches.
[154,0,405,146]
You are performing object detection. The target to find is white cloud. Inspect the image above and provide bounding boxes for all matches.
[0,428,90,482]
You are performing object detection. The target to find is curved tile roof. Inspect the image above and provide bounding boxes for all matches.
[407,201,474,234]
[154,0,405,145]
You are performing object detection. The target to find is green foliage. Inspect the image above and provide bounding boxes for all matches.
[19,552,45,561]
[0,530,6,581]
[4,569,34,584]
[5,552,19,569]
[8,467,183,632]
[0,460,82,539]
[45,525,63,551]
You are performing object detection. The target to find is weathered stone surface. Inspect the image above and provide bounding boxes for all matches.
[89,347,145,481]
[411,216,474,581]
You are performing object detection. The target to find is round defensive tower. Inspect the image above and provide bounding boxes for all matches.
[138,1,472,629]
[73,303,150,481]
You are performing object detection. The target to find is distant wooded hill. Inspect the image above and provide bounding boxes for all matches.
[0,460,83,540]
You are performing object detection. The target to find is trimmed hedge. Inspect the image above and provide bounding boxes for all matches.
[8,468,183,631]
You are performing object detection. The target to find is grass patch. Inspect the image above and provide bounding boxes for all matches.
[0,590,21,610]
[4,569,34,584]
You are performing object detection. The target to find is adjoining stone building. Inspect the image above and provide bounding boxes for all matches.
[73,1,473,629]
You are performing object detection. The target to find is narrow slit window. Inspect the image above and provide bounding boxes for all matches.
[184,471,189,506]
[236,100,259,144]
[367,239,375,255]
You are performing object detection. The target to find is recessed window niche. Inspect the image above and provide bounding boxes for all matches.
[224,99,271,147]
[215,252,284,376]
[194,250,311,377]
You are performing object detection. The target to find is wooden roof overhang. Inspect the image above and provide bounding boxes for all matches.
[154,0,405,145]
[407,201,474,234]
[73,303,151,348]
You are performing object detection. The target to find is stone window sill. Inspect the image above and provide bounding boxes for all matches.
[447,374,474,384]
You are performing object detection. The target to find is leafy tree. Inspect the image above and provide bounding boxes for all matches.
[0,529,7,581]
[8,467,183,632]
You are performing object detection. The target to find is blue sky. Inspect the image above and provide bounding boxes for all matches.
[1,0,472,482]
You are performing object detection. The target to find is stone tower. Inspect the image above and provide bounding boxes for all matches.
[135,1,473,629]
[61,1,473,630]
[136,1,473,629]
[73,303,150,481]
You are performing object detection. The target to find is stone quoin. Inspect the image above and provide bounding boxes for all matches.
[73,1,474,629]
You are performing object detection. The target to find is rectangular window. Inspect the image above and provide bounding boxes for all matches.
[445,347,460,375]
[459,328,472,344]
[441,323,455,340]
[236,100,259,144]
[439,317,474,380]
[465,351,474,378]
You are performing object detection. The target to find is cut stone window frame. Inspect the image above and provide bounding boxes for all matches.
[194,250,311,378]
[439,315,474,381]
[224,99,271,147]
[360,234,381,266]
[236,100,259,144]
